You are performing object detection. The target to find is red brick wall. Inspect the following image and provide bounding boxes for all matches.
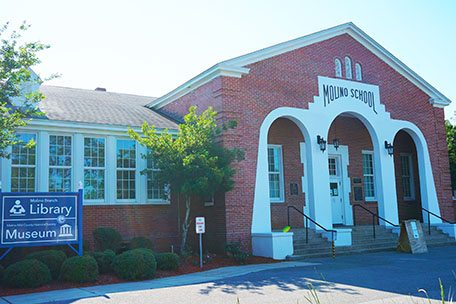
[83,203,179,253]
[160,33,454,248]
[268,118,305,230]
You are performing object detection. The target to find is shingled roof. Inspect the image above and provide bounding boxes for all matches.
[38,85,179,129]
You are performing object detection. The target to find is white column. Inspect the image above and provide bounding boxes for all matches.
[73,134,84,192]
[306,133,333,230]
[106,136,116,204]
[37,131,49,192]
[374,140,400,226]
[137,143,147,203]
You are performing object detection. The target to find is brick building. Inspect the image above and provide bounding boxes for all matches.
[1,23,454,259]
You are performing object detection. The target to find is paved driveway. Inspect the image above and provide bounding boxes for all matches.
[6,246,456,304]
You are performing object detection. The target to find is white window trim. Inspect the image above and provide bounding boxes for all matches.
[48,134,73,192]
[115,139,137,202]
[400,153,415,201]
[355,62,362,81]
[335,58,342,78]
[83,136,106,203]
[268,144,285,203]
[362,150,376,201]
[11,132,37,192]
[345,56,352,79]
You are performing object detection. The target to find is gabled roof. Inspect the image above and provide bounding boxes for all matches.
[38,85,179,129]
[147,22,451,109]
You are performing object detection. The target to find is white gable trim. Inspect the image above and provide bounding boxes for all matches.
[147,22,451,109]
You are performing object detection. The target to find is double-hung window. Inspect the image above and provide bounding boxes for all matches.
[116,140,136,200]
[146,152,168,202]
[11,133,36,192]
[400,153,415,200]
[268,145,284,202]
[49,135,72,192]
[362,151,376,200]
[84,137,105,200]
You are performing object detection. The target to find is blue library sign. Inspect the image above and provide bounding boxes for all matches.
[0,188,83,260]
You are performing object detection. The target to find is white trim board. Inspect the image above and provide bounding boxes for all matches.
[147,22,451,110]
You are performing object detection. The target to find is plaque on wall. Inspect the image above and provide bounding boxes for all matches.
[290,183,299,195]
[353,186,364,202]
[353,177,362,184]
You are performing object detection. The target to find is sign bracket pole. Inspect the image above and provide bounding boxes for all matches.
[0,247,12,261]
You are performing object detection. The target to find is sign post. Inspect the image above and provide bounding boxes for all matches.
[195,217,205,269]
[0,184,84,260]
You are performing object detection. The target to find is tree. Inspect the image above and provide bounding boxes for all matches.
[446,120,456,191]
[128,106,244,254]
[0,22,52,158]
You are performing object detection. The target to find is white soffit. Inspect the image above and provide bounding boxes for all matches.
[148,22,451,109]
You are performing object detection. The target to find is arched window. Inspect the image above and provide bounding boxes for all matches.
[335,59,342,77]
[355,63,362,81]
[345,57,352,79]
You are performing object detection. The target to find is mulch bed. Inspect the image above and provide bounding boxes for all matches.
[0,256,278,297]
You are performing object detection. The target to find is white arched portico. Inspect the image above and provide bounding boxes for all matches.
[251,76,443,259]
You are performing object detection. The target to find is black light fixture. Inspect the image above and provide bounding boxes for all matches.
[317,135,327,152]
[333,119,339,150]
[333,138,340,150]
[385,141,394,156]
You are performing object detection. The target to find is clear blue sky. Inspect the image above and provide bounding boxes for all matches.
[2,0,456,119]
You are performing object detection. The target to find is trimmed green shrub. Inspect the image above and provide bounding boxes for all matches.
[90,250,115,274]
[26,250,67,279]
[60,255,98,283]
[92,228,122,253]
[155,253,179,271]
[112,248,156,280]
[5,259,51,288]
[129,236,154,250]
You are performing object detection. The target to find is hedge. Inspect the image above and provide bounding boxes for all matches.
[25,250,67,279]
[90,250,115,274]
[112,248,156,280]
[5,259,51,288]
[92,228,122,253]
[155,253,179,271]
[60,255,99,283]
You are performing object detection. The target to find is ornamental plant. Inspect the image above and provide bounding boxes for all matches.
[225,236,252,264]
[5,259,51,288]
[60,255,99,283]
[128,106,245,255]
[25,250,67,279]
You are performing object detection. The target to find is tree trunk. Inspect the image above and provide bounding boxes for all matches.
[180,196,191,255]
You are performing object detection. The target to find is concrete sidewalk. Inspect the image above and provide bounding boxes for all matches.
[1,261,318,304]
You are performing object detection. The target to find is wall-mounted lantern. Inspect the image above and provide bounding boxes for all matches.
[384,141,394,156]
[333,138,340,150]
[317,135,327,152]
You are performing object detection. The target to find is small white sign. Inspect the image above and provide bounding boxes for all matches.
[195,217,205,234]
[410,221,419,239]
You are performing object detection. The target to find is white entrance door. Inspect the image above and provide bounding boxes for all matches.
[329,156,344,224]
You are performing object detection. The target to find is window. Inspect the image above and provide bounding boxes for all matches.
[355,63,362,81]
[116,140,136,200]
[335,59,342,77]
[400,154,415,200]
[11,133,36,192]
[362,152,375,200]
[345,56,352,79]
[146,152,168,201]
[328,157,338,176]
[84,137,105,200]
[49,135,72,192]
[268,145,284,202]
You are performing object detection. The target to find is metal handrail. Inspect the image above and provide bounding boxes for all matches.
[422,207,455,235]
[287,206,337,258]
[353,204,399,239]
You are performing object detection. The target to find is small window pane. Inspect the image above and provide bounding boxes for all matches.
[335,59,342,77]
[268,146,283,201]
[345,57,352,79]
[355,63,362,81]
[11,133,36,192]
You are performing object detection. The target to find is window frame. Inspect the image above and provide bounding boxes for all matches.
[345,56,352,79]
[400,153,415,201]
[116,139,137,202]
[48,134,73,193]
[335,58,342,78]
[83,136,106,203]
[145,150,170,205]
[355,62,362,81]
[362,150,376,201]
[11,132,37,192]
[268,144,285,203]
